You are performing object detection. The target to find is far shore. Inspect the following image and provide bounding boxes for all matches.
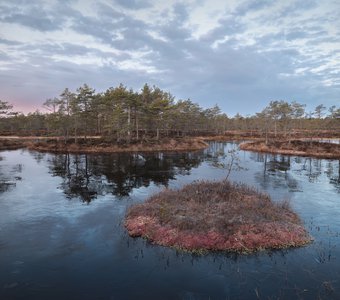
[1,133,340,158]
[240,139,340,159]
[0,136,209,153]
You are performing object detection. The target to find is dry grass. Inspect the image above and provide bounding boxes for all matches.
[240,140,340,159]
[21,137,209,153]
[0,139,26,150]
[125,180,311,253]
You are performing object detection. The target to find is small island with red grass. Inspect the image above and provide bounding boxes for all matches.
[125,180,311,253]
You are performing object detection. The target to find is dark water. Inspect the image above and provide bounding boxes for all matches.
[0,142,339,300]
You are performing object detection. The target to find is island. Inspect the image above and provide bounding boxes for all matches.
[125,180,312,253]
[0,136,209,153]
[240,139,340,159]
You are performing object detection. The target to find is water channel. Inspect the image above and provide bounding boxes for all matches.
[0,142,339,299]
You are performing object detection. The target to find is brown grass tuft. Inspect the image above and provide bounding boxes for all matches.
[22,137,208,153]
[240,140,340,159]
[125,180,312,253]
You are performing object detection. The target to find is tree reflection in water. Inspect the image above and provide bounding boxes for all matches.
[250,152,340,194]
[251,152,300,192]
[47,151,205,202]
[0,156,22,193]
[299,157,323,183]
[326,160,340,193]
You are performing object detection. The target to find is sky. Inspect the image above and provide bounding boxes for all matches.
[0,0,339,116]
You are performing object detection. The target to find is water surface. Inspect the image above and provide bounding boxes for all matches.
[0,142,339,299]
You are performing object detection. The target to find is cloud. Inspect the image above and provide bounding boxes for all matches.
[0,0,339,115]
[114,0,151,10]
[1,13,61,32]
[0,1,67,32]
[0,38,22,45]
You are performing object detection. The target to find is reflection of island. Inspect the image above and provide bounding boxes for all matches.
[250,152,300,192]
[0,157,22,193]
[326,160,340,193]
[298,157,340,193]
[250,152,340,194]
[47,151,205,202]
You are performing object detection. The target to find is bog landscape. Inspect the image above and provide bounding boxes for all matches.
[1,1,339,299]
[0,84,339,299]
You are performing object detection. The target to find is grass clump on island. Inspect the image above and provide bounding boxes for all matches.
[125,180,311,253]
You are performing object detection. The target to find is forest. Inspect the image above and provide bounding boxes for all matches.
[0,83,339,141]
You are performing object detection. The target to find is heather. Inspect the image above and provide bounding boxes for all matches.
[125,180,311,253]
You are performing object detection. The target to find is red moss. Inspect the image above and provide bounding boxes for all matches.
[125,180,312,253]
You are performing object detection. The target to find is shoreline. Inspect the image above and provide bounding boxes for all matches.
[1,135,340,158]
[240,139,340,159]
[0,136,209,153]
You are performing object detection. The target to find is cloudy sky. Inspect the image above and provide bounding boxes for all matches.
[0,0,339,115]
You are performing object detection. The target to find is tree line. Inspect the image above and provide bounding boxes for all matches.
[0,83,339,141]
